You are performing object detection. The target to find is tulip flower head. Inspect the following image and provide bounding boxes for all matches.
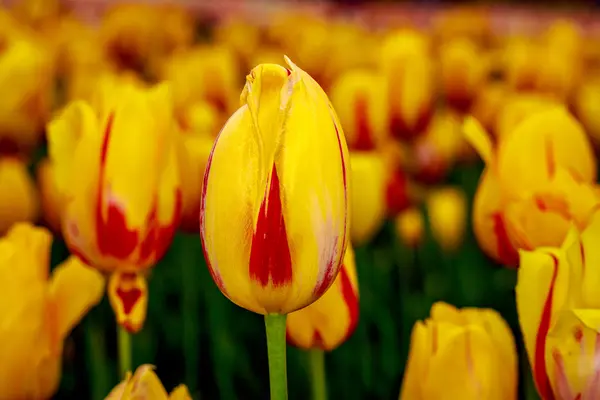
[494,93,560,140]
[200,56,350,315]
[47,79,181,332]
[427,186,467,252]
[0,223,104,399]
[286,245,359,351]
[400,302,518,400]
[105,365,191,400]
[0,157,39,234]
[394,207,424,248]
[517,209,600,399]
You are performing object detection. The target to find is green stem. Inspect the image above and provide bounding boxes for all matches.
[85,315,111,400]
[309,349,327,400]
[264,314,288,400]
[117,325,132,378]
[181,235,200,393]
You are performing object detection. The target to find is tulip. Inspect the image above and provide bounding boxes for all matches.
[469,82,508,135]
[574,77,600,145]
[349,151,388,246]
[105,365,191,400]
[502,37,540,92]
[286,245,359,351]
[494,93,560,140]
[11,0,64,30]
[380,30,434,140]
[200,56,350,315]
[36,158,64,234]
[427,187,467,252]
[0,223,104,399]
[400,302,518,400]
[516,209,600,400]
[432,8,491,45]
[47,79,181,332]
[465,109,597,265]
[439,37,487,111]
[329,69,387,151]
[178,101,220,139]
[0,158,39,234]
[214,18,261,69]
[394,207,424,248]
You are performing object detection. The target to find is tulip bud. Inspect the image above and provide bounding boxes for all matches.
[427,186,467,252]
[469,82,508,135]
[0,157,39,234]
[394,207,424,248]
[286,245,358,351]
[329,69,387,151]
[200,57,350,315]
[0,223,104,399]
[47,79,181,332]
[401,302,518,400]
[516,210,600,400]
[36,158,65,234]
[105,365,191,400]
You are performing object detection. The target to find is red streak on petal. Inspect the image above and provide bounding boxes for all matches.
[353,95,374,151]
[491,212,520,266]
[313,255,338,299]
[248,165,293,287]
[389,105,431,141]
[386,169,410,216]
[95,112,139,259]
[116,272,142,315]
[340,264,359,343]
[431,323,438,354]
[312,330,324,349]
[533,253,558,400]
[580,241,586,274]
[574,327,583,343]
[545,136,556,178]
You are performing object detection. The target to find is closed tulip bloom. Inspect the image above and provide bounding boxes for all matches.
[380,30,434,140]
[330,70,387,151]
[427,187,467,252]
[286,245,358,351]
[0,158,39,234]
[400,302,518,400]
[36,158,65,234]
[0,223,104,399]
[47,80,181,332]
[200,57,350,315]
[574,78,600,145]
[469,82,509,134]
[502,37,540,92]
[465,109,597,265]
[439,37,487,111]
[494,93,559,139]
[105,365,191,400]
[349,151,387,246]
[517,210,600,399]
[395,207,424,248]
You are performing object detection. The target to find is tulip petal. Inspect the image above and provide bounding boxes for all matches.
[49,255,105,338]
[107,271,148,333]
[463,117,493,164]
[169,385,193,400]
[400,321,431,400]
[128,365,170,400]
[579,210,600,308]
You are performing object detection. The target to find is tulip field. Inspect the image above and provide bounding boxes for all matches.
[2,0,600,399]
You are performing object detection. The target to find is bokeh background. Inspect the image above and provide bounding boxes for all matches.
[2,0,600,399]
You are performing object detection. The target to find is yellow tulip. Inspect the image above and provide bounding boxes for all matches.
[432,8,491,44]
[502,36,540,92]
[380,29,434,140]
[36,158,64,235]
[0,158,39,234]
[465,108,597,265]
[105,365,191,400]
[349,151,387,246]
[574,77,600,145]
[0,223,104,399]
[0,35,53,153]
[516,209,600,399]
[494,93,560,140]
[329,69,387,151]
[286,245,359,351]
[47,79,181,332]
[427,187,467,252]
[395,207,424,248]
[469,82,509,135]
[400,302,518,400]
[214,18,261,68]
[439,37,487,111]
[199,57,350,315]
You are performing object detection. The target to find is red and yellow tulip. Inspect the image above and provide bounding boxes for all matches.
[0,223,104,399]
[286,245,359,351]
[105,365,191,400]
[200,57,350,315]
[0,157,39,234]
[400,302,518,400]
[36,158,64,234]
[517,209,600,400]
[395,207,424,248]
[427,186,467,252]
[47,78,181,332]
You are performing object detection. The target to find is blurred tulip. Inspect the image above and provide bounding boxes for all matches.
[329,69,387,150]
[349,151,387,246]
[286,245,358,351]
[427,187,467,252]
[283,17,331,82]
[535,46,581,102]
[400,301,518,400]
[250,46,287,69]
[47,80,181,332]
[469,82,509,134]
[516,210,600,400]
[105,364,191,400]
[395,207,424,248]
[214,18,261,69]
[439,37,487,111]
[0,158,39,234]
[0,223,104,399]
[178,101,220,139]
[494,93,559,139]
[380,30,434,140]
[502,36,540,92]
[574,77,600,145]
[36,158,64,234]
[465,109,597,265]
[432,8,491,45]
[11,0,64,30]
[0,36,54,154]
[200,57,350,315]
